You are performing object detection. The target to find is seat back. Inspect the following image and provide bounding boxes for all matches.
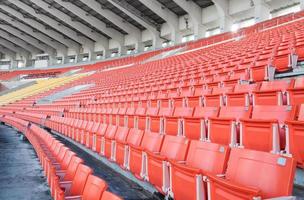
[105,125,118,139]
[126,128,144,146]
[114,126,129,143]
[251,105,293,123]
[226,148,296,198]
[260,80,290,92]
[219,106,251,121]
[185,141,230,174]
[288,77,304,105]
[141,131,164,152]
[173,107,194,118]
[82,175,107,200]
[233,83,259,93]
[226,84,258,106]
[61,150,76,170]
[192,106,218,119]
[63,156,83,181]
[57,146,69,163]
[70,164,93,195]
[160,135,189,161]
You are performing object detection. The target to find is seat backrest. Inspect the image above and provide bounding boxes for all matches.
[259,80,290,91]
[114,126,129,142]
[86,121,94,131]
[57,146,69,163]
[251,105,293,124]
[82,175,107,200]
[146,107,159,116]
[226,148,296,198]
[233,83,259,93]
[61,150,76,170]
[192,106,218,119]
[160,135,189,161]
[141,131,164,152]
[70,164,93,195]
[219,106,251,121]
[293,77,304,88]
[105,125,118,139]
[91,122,100,133]
[64,156,84,181]
[173,107,194,118]
[159,107,174,117]
[186,141,230,174]
[135,107,146,115]
[100,191,122,200]
[298,104,304,121]
[97,124,108,136]
[126,128,144,146]
[211,87,233,95]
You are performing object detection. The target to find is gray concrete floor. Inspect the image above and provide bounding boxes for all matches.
[0,125,51,200]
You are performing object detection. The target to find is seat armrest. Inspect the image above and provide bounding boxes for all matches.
[264,196,296,200]
[209,117,236,122]
[170,161,201,174]
[240,118,278,124]
[56,170,66,180]
[60,181,72,194]
[65,195,82,200]
[207,174,260,196]
[146,151,166,160]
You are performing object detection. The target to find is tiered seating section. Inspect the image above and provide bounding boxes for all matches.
[1,11,304,200]
[0,74,84,106]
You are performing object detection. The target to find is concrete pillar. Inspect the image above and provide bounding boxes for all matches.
[254,0,270,22]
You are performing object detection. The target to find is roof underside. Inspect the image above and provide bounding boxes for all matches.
[0,0,213,51]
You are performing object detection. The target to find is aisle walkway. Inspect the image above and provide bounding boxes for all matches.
[0,125,51,200]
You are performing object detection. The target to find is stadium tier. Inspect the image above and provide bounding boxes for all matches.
[1,3,304,200]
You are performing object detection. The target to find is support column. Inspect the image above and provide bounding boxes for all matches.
[300,0,304,10]
[254,0,270,22]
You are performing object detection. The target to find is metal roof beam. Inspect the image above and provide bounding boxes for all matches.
[0,4,78,49]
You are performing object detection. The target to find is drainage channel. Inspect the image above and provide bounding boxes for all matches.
[48,129,161,200]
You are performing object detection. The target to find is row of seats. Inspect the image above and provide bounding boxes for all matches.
[0,115,122,200]
[9,111,297,200]
[8,104,303,169]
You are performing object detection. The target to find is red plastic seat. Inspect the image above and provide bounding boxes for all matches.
[240,105,294,153]
[253,80,291,105]
[103,125,118,158]
[287,77,304,105]
[272,50,292,72]
[164,107,194,136]
[226,83,259,106]
[286,104,304,168]
[204,87,233,106]
[187,87,211,107]
[65,175,107,200]
[250,59,271,81]
[61,164,93,196]
[145,135,190,193]
[183,106,218,140]
[170,141,230,200]
[129,131,164,179]
[111,126,129,162]
[208,106,251,146]
[60,156,83,182]
[208,148,296,199]
[93,124,108,153]
[115,128,144,168]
